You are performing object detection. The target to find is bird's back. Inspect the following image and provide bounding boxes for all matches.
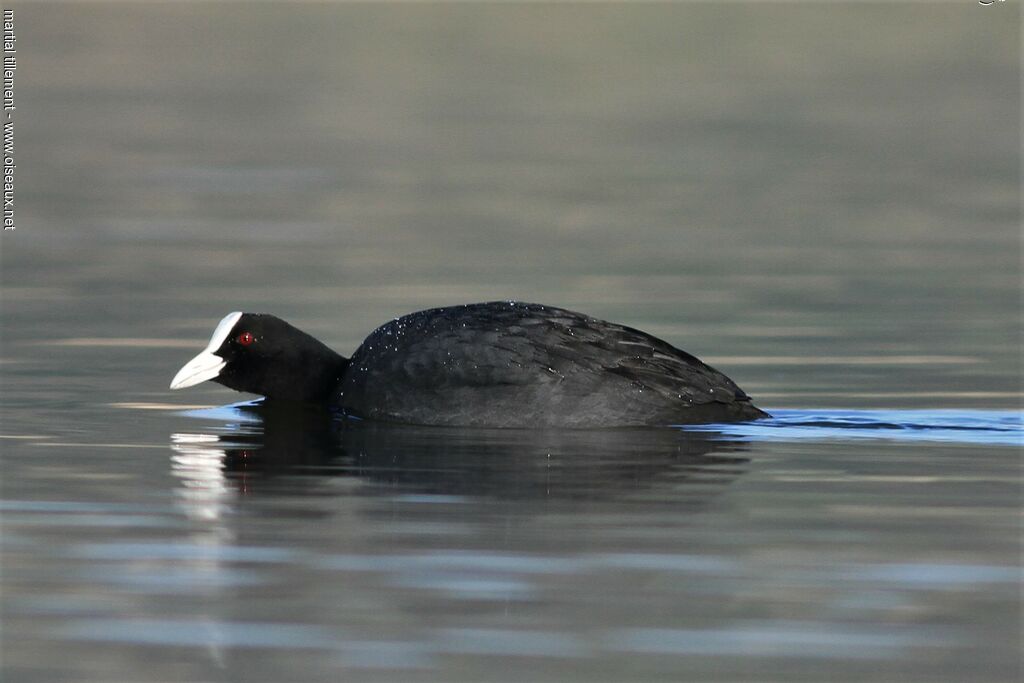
[336,301,765,427]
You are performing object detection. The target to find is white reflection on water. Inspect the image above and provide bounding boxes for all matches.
[56,618,338,649]
[607,621,954,659]
[170,432,233,522]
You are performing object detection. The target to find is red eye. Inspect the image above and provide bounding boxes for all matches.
[237,332,254,346]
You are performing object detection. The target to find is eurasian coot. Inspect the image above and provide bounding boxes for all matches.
[170,301,768,427]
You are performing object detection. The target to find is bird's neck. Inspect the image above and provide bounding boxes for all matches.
[259,342,349,404]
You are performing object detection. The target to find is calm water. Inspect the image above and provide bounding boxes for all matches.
[1,4,1020,682]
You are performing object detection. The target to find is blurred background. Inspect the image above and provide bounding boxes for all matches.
[1,3,1019,682]
[5,2,1019,407]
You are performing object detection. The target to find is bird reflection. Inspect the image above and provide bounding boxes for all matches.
[170,401,751,502]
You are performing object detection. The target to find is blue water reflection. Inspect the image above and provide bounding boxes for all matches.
[683,409,1023,446]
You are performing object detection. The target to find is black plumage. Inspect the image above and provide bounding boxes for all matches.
[172,301,768,428]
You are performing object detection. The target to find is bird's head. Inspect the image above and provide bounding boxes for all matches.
[170,312,345,402]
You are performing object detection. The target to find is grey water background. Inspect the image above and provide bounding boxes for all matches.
[1,3,1020,682]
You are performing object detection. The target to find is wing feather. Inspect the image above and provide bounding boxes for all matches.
[338,302,755,426]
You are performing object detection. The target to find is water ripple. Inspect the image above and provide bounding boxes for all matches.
[683,409,1023,446]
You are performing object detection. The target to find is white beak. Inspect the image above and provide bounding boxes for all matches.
[170,350,226,390]
[169,311,242,390]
